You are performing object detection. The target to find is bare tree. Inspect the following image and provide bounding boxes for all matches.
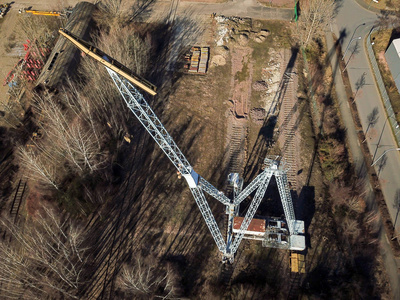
[33,91,105,173]
[117,258,179,299]
[96,25,151,76]
[78,23,151,139]
[95,0,155,28]
[347,196,366,214]
[297,0,335,46]
[78,59,128,140]
[375,10,400,30]
[18,14,62,50]
[341,218,361,242]
[62,78,102,149]
[95,0,124,28]
[18,145,60,189]
[329,180,352,207]
[0,207,88,299]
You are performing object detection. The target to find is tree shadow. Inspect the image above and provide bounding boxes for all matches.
[126,0,157,23]
[393,189,400,231]
[376,152,387,177]
[344,40,361,68]
[304,28,348,186]
[149,11,205,97]
[332,0,344,19]
[353,72,366,100]
[364,106,380,139]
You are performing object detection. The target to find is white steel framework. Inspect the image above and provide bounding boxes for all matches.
[107,68,304,262]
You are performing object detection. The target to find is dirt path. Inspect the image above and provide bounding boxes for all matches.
[0,8,22,107]
[225,47,253,175]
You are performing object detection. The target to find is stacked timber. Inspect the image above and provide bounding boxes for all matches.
[198,47,209,74]
[188,46,209,74]
[188,47,200,73]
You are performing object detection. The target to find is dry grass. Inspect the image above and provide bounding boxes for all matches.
[371,29,400,124]
[362,0,400,10]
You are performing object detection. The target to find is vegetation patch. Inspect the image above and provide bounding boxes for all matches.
[371,28,400,124]
[300,37,390,299]
[234,60,249,82]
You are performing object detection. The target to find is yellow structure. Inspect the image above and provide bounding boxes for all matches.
[25,10,61,16]
[58,28,157,96]
[290,252,305,273]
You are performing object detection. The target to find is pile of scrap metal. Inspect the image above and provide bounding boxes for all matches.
[3,40,49,86]
[0,3,9,18]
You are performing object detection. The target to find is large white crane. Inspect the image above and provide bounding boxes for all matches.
[59,29,305,262]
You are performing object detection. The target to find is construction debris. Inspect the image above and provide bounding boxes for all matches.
[256,49,284,113]
[252,80,268,91]
[0,3,9,18]
[214,14,270,47]
[3,40,49,86]
[250,108,266,124]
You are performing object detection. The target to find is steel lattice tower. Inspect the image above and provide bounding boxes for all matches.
[58,28,305,262]
[107,68,305,262]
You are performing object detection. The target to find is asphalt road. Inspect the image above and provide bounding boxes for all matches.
[332,0,400,243]
[330,1,400,297]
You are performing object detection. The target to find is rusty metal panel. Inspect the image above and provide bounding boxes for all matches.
[233,217,265,233]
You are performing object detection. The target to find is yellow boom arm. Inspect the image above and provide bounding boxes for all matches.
[58,28,157,96]
[25,10,61,16]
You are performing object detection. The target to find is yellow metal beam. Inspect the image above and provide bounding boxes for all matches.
[58,28,157,96]
[25,10,61,16]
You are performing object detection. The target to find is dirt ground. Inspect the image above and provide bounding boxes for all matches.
[0,1,393,298]
[0,8,22,108]
[258,0,294,8]
[1,1,95,120]
[362,0,400,10]
[155,16,306,298]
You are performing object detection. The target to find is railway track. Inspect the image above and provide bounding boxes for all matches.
[1,179,26,241]
[228,123,246,174]
[288,272,303,299]
[9,179,26,224]
[277,49,299,189]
